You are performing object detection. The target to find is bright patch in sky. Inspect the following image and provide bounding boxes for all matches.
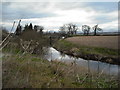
[1,1,118,32]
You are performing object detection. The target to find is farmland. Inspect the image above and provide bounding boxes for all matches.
[54,36,119,65]
[66,36,119,49]
[1,1,120,88]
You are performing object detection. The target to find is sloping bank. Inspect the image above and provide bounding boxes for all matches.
[3,48,118,88]
[53,39,120,65]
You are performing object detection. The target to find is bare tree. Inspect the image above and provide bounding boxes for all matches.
[82,25,91,35]
[72,24,78,35]
[60,23,78,36]
[92,24,102,36]
[67,23,78,35]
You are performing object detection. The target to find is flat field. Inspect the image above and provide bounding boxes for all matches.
[66,36,119,49]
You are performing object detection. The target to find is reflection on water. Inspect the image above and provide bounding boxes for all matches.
[44,47,119,76]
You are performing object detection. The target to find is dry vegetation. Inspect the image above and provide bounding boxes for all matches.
[2,51,118,88]
[66,36,119,49]
[1,24,119,88]
[2,36,119,88]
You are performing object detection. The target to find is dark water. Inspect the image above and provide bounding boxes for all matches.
[44,47,119,77]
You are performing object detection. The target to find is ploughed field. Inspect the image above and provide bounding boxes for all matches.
[66,36,119,49]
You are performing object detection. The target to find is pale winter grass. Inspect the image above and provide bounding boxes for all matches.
[1,29,119,88]
[2,52,118,88]
[66,36,119,49]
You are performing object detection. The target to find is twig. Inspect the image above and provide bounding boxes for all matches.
[0,21,15,46]
[0,41,9,51]
[80,74,89,84]
[76,74,80,83]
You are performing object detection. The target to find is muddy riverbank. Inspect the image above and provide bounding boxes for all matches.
[53,39,120,65]
[54,47,119,65]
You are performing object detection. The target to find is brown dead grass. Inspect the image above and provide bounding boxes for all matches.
[66,36,119,49]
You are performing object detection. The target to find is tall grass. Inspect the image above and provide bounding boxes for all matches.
[2,45,119,88]
[1,31,119,88]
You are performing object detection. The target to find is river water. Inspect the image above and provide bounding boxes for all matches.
[44,47,119,77]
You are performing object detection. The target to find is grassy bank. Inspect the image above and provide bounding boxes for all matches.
[54,39,119,65]
[2,48,118,88]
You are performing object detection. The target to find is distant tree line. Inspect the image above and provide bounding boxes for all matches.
[15,20,44,36]
[59,23,102,36]
[15,20,102,39]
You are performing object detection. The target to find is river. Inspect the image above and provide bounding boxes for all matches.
[44,47,119,77]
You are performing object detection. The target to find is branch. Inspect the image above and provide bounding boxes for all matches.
[0,21,15,46]
[0,41,9,51]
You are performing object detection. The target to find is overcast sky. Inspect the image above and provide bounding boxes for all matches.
[1,0,119,32]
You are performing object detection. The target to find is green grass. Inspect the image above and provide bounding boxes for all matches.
[2,50,118,88]
[54,40,119,57]
[54,40,77,51]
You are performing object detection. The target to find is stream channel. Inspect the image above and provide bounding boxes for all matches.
[44,47,119,77]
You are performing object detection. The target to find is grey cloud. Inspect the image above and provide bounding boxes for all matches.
[2,2,57,21]
[54,2,86,10]
[1,2,118,32]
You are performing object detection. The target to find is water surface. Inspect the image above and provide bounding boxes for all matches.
[44,47,119,77]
